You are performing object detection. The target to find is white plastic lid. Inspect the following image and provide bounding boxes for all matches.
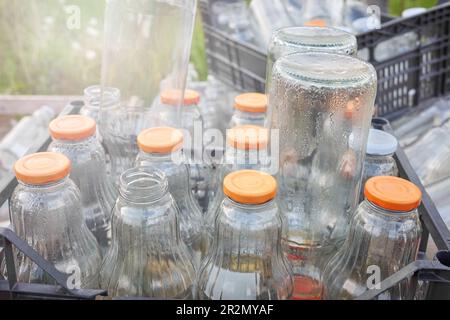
[402,8,427,18]
[366,129,398,156]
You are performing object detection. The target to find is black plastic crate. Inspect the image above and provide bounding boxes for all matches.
[200,1,450,121]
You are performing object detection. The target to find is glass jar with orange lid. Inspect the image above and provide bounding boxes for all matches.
[322,176,423,300]
[229,93,267,128]
[7,152,102,288]
[198,170,293,300]
[135,127,203,268]
[48,115,117,255]
[205,125,271,241]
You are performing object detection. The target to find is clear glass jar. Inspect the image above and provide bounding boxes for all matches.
[100,0,196,184]
[267,52,377,299]
[266,26,357,93]
[8,152,102,288]
[360,129,399,202]
[135,127,203,268]
[198,170,293,300]
[229,93,267,128]
[100,166,195,298]
[323,176,422,300]
[48,115,117,254]
[205,125,270,241]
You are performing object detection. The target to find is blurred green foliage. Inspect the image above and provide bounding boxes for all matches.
[389,0,438,15]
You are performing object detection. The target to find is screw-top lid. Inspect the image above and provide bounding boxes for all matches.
[227,125,268,150]
[304,19,327,27]
[14,152,71,185]
[234,93,267,113]
[366,129,398,156]
[49,115,96,141]
[223,170,277,205]
[160,89,200,106]
[364,176,422,212]
[137,127,184,154]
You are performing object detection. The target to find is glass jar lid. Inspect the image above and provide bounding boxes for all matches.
[49,115,96,140]
[227,125,268,150]
[364,176,422,212]
[234,93,267,113]
[366,129,398,156]
[14,152,71,185]
[160,89,200,106]
[137,127,184,154]
[224,170,277,205]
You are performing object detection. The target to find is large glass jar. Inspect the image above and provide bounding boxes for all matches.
[267,52,377,298]
[229,93,267,128]
[100,166,195,298]
[205,125,270,241]
[48,115,117,254]
[198,170,293,300]
[360,129,398,202]
[135,127,203,268]
[266,26,357,93]
[323,176,422,300]
[9,152,102,288]
[100,0,197,184]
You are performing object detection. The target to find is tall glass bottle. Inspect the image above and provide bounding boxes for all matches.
[100,0,197,184]
[323,176,422,300]
[198,170,293,300]
[135,127,203,267]
[100,166,195,298]
[48,115,116,254]
[267,52,377,299]
[229,93,267,128]
[9,152,102,288]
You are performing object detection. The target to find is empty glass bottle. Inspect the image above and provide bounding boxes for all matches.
[359,129,398,202]
[48,115,116,254]
[81,85,119,124]
[205,125,270,240]
[9,152,102,288]
[229,93,267,128]
[323,176,422,300]
[136,127,203,267]
[198,170,293,300]
[100,166,195,298]
[266,26,357,93]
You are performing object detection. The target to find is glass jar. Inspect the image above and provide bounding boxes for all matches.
[9,152,102,288]
[323,176,422,300]
[135,127,203,268]
[205,125,270,241]
[360,129,399,202]
[48,115,117,254]
[198,170,293,300]
[229,93,267,128]
[266,26,357,93]
[100,0,196,184]
[267,52,377,298]
[100,166,195,298]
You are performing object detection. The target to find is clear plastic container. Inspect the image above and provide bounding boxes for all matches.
[135,127,203,267]
[0,106,55,170]
[48,115,116,254]
[267,52,377,299]
[205,125,270,241]
[100,0,196,183]
[323,176,422,300]
[266,26,357,95]
[8,152,102,288]
[229,93,267,128]
[404,120,450,186]
[360,129,398,202]
[198,170,293,300]
[100,166,195,298]
[212,1,254,44]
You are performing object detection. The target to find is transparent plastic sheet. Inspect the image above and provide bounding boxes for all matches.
[99,0,197,183]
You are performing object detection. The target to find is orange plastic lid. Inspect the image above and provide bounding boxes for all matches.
[137,127,184,154]
[223,170,277,205]
[364,176,422,212]
[227,125,268,150]
[160,89,200,106]
[234,93,267,113]
[304,19,327,27]
[49,115,96,140]
[14,152,71,185]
